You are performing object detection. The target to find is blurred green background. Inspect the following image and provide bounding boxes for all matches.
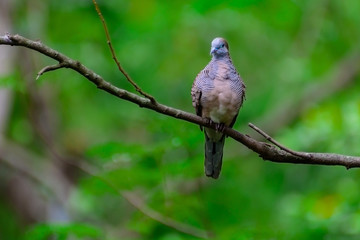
[1,0,360,239]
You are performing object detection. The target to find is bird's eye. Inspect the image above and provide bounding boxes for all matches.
[221,44,225,48]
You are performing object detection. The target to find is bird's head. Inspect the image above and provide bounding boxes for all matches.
[210,37,229,58]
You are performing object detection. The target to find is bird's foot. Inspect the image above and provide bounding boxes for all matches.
[205,118,212,125]
[215,123,226,132]
[205,118,226,132]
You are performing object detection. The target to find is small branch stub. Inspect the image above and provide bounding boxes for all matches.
[36,62,67,80]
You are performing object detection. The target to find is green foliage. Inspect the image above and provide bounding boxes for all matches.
[0,73,24,91]
[24,223,103,240]
[2,0,360,239]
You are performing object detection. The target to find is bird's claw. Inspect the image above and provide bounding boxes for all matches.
[205,118,212,125]
[215,123,225,132]
[205,118,225,133]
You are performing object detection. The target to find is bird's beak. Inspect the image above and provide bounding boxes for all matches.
[210,47,216,55]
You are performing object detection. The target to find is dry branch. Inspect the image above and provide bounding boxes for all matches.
[1,33,360,170]
[36,62,67,80]
[92,0,156,103]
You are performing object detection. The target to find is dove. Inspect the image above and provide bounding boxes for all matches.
[191,37,245,179]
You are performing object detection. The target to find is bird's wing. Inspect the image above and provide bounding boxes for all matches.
[191,80,202,117]
[228,71,246,128]
[240,76,246,104]
[191,66,213,117]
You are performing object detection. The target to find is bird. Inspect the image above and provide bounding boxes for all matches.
[191,37,245,179]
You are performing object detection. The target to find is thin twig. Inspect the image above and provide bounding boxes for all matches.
[122,191,210,239]
[92,0,156,103]
[0,140,69,205]
[36,62,67,80]
[0,148,59,203]
[63,156,210,239]
[248,122,313,159]
[0,141,210,238]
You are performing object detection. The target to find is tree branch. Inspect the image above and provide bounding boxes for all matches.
[92,0,156,103]
[1,33,360,171]
[248,123,314,159]
[36,62,67,80]
[38,148,211,239]
[121,191,210,239]
[0,139,210,238]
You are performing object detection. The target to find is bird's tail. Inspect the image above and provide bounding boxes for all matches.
[204,133,225,179]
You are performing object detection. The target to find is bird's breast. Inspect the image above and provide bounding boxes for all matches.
[201,78,242,125]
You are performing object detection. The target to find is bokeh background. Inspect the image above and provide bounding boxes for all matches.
[1,0,360,239]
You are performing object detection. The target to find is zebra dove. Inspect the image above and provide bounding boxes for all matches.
[191,37,245,179]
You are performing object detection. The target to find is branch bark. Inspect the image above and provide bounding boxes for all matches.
[1,33,360,170]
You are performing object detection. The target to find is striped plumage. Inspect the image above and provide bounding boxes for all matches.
[191,37,245,179]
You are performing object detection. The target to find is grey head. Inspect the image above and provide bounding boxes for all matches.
[210,37,229,58]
